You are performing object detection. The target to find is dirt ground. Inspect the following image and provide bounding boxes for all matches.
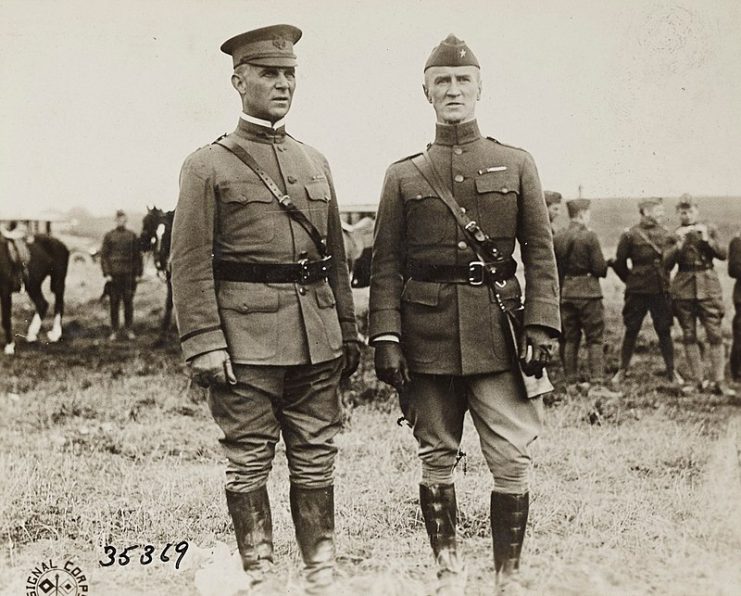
[1,259,740,595]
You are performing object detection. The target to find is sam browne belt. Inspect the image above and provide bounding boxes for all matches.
[214,256,333,284]
[407,258,517,286]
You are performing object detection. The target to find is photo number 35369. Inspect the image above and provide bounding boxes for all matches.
[99,541,189,570]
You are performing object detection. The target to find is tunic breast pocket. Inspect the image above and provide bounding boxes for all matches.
[304,180,331,237]
[475,173,519,235]
[401,182,450,244]
[217,181,276,245]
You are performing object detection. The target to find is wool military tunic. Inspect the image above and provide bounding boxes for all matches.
[369,120,560,375]
[101,228,143,277]
[171,118,357,364]
[612,222,675,294]
[553,221,607,299]
[666,223,726,300]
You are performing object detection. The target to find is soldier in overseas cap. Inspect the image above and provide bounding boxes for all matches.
[609,197,681,386]
[553,199,613,393]
[170,24,360,593]
[665,194,735,397]
[369,34,560,594]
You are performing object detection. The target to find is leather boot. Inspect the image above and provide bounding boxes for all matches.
[419,484,466,595]
[491,492,529,593]
[619,327,640,371]
[290,484,336,595]
[562,342,579,384]
[225,486,274,585]
[709,343,737,397]
[657,330,676,380]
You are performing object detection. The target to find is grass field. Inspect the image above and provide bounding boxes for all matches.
[1,252,740,595]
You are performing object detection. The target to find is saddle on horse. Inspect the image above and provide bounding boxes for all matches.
[1,226,31,292]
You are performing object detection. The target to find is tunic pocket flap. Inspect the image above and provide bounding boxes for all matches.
[315,282,337,308]
[401,279,441,306]
[475,173,519,195]
[219,286,280,313]
[305,180,331,202]
[218,181,274,204]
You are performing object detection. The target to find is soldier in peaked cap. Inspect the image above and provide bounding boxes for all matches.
[665,194,735,397]
[170,24,360,593]
[609,197,681,385]
[553,199,612,391]
[369,34,560,594]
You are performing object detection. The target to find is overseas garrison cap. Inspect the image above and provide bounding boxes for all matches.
[424,34,480,71]
[638,197,662,210]
[676,193,697,209]
[566,198,591,218]
[115,209,126,217]
[544,191,563,206]
[221,24,302,69]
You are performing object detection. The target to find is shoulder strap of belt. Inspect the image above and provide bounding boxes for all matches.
[215,137,328,257]
[633,227,663,256]
[410,150,499,263]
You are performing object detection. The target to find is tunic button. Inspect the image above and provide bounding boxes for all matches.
[501,187,509,193]
[453,147,463,155]
[287,175,297,184]
[454,174,464,183]
[458,241,468,250]
[298,287,307,296]
[460,207,466,214]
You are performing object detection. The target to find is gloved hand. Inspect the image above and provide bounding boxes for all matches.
[518,325,555,378]
[341,341,361,379]
[189,349,237,388]
[374,341,411,390]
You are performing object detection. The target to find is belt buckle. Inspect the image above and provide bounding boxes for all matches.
[297,257,311,284]
[467,260,486,286]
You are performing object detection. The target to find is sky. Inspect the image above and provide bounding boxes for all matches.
[1,0,740,217]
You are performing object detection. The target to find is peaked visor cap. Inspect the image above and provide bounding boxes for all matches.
[424,33,480,71]
[221,24,302,68]
[638,197,663,210]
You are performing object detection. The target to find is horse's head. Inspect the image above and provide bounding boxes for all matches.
[139,206,164,252]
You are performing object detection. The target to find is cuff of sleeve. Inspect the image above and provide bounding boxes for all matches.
[180,327,228,362]
[368,308,401,339]
[524,299,561,335]
[341,320,360,343]
[371,334,400,344]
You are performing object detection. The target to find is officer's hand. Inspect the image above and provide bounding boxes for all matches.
[374,341,411,390]
[189,349,237,388]
[518,325,556,378]
[341,341,361,379]
[695,223,709,241]
[104,275,113,282]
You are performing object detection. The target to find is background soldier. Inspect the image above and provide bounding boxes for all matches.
[544,190,563,234]
[665,194,735,397]
[728,230,741,381]
[369,34,560,594]
[610,198,681,384]
[553,199,610,391]
[170,25,360,594]
[101,209,142,340]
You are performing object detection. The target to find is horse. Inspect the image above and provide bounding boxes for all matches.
[139,206,175,339]
[0,233,70,355]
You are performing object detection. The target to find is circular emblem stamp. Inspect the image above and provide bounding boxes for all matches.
[25,559,89,595]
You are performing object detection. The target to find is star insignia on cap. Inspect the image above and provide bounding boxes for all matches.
[459,48,466,58]
[272,36,287,49]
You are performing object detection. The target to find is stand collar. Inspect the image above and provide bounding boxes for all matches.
[236,113,287,143]
[434,120,481,145]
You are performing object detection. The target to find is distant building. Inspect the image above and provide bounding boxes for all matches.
[0,209,67,235]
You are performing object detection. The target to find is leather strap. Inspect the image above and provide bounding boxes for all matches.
[634,228,663,256]
[214,257,333,284]
[407,259,517,285]
[410,150,520,316]
[215,137,328,257]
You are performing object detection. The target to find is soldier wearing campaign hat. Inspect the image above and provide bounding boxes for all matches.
[370,34,560,593]
[101,209,143,340]
[170,24,360,593]
[665,194,735,397]
[609,197,681,385]
[553,199,611,389]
